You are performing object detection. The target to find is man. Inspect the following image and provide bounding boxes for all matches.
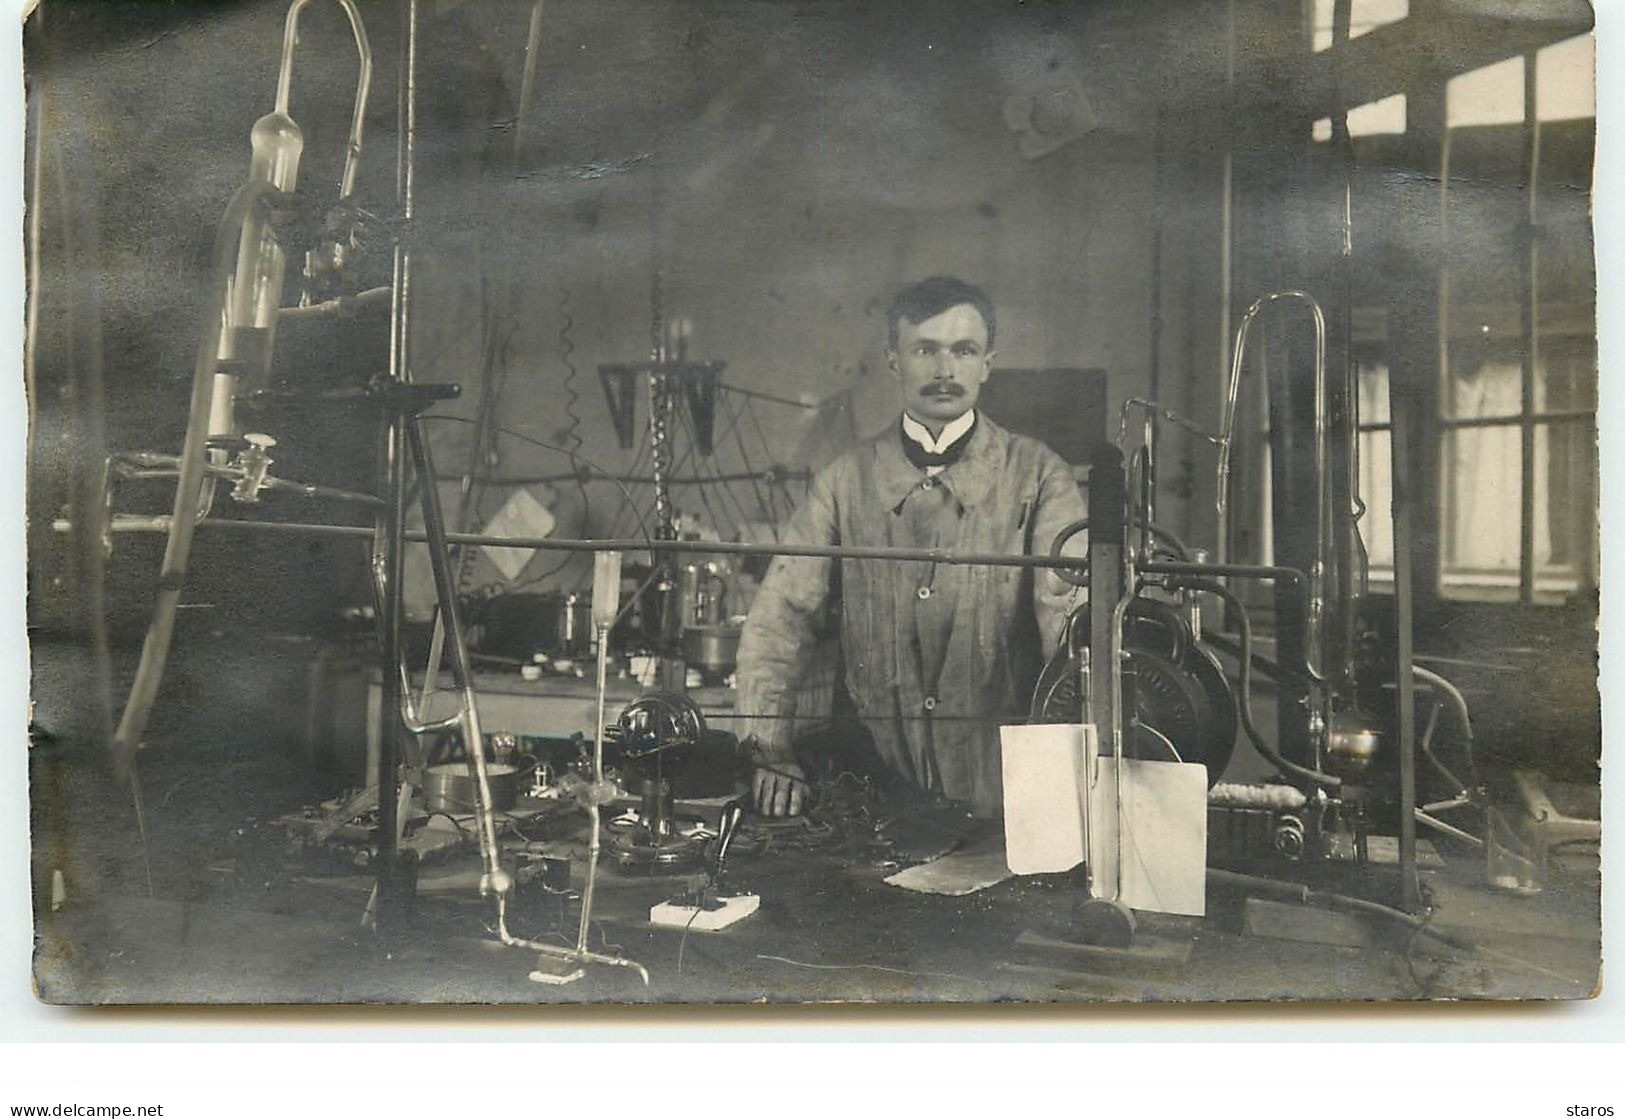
[735,276,1087,819]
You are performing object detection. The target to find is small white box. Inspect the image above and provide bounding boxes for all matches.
[649,893,760,931]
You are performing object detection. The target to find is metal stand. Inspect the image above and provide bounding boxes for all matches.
[1078,445,1136,946]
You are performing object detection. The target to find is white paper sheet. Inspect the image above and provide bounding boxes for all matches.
[882,848,1012,896]
[1000,723,1208,916]
[481,487,556,580]
[999,724,1089,874]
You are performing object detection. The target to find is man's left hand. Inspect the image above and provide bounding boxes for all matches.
[752,763,809,817]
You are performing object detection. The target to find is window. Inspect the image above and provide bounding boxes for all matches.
[1436,46,1597,604]
[1310,0,1409,52]
[1437,340,1595,603]
[1354,353,1392,587]
[1312,94,1406,142]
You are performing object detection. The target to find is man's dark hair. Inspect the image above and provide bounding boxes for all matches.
[886,276,996,352]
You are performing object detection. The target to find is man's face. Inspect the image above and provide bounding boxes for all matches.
[888,303,995,431]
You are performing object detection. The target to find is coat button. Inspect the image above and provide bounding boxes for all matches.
[921,477,936,489]
[923,696,937,712]
[917,585,932,600]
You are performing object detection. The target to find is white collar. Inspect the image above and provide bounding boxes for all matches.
[901,409,977,455]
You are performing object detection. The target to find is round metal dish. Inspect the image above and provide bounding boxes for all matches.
[422,762,520,815]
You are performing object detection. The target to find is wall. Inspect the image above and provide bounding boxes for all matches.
[402,0,1176,600]
[29,0,1227,621]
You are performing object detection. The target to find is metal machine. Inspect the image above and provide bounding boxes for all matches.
[1031,290,1485,923]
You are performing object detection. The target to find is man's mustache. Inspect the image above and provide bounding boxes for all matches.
[919,382,966,398]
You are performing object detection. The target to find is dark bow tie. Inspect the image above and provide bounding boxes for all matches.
[900,415,976,471]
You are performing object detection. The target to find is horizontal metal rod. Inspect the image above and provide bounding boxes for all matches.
[186,518,1093,570]
[1438,410,1594,431]
[432,469,810,487]
[87,522,1331,584]
[278,285,393,321]
[1143,560,1306,587]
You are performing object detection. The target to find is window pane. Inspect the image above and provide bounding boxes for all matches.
[1357,428,1393,582]
[1356,356,1389,425]
[1312,96,1406,142]
[1534,339,1597,415]
[1536,35,1594,123]
[1447,56,1524,129]
[1534,419,1594,600]
[1445,357,1522,421]
[1440,425,1521,599]
[1347,93,1406,136]
[1311,0,1408,52]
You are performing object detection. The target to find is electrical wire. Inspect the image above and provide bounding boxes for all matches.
[724,393,777,533]
[418,414,655,565]
[600,430,652,551]
[1413,664,1479,792]
[1176,578,1342,787]
[557,286,584,455]
[676,902,702,975]
[504,288,595,592]
[754,953,986,987]
[692,402,758,539]
[678,405,748,540]
[1209,867,1591,990]
[450,278,508,601]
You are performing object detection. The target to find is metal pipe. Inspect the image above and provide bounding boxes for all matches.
[408,422,507,898]
[180,521,1106,571]
[277,284,392,319]
[1414,663,1478,790]
[1216,291,1339,686]
[1518,51,1541,604]
[1118,397,1225,448]
[369,0,417,931]
[1105,570,1137,903]
[1390,317,1421,912]
[274,0,373,200]
[1170,578,1340,788]
[495,896,650,986]
[373,400,407,926]
[1415,810,1484,849]
[514,0,545,162]
[109,180,274,777]
[576,620,612,954]
[24,89,44,439]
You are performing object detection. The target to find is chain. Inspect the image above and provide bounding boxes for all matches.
[647,211,676,542]
[649,367,676,541]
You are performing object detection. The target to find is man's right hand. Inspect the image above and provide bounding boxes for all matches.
[751,763,809,817]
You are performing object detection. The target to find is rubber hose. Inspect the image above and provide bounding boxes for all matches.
[1180,578,1341,788]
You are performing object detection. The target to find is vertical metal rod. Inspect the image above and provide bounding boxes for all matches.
[1106,571,1136,904]
[373,0,419,929]
[1074,646,1095,896]
[24,74,43,441]
[1216,154,1234,563]
[1215,0,1235,562]
[1085,448,1125,898]
[1087,447,1126,768]
[408,422,505,893]
[373,413,406,927]
[1147,103,1164,477]
[1518,52,1540,604]
[400,0,418,349]
[1437,120,1455,589]
[514,0,545,162]
[577,621,612,953]
[1390,358,1420,913]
